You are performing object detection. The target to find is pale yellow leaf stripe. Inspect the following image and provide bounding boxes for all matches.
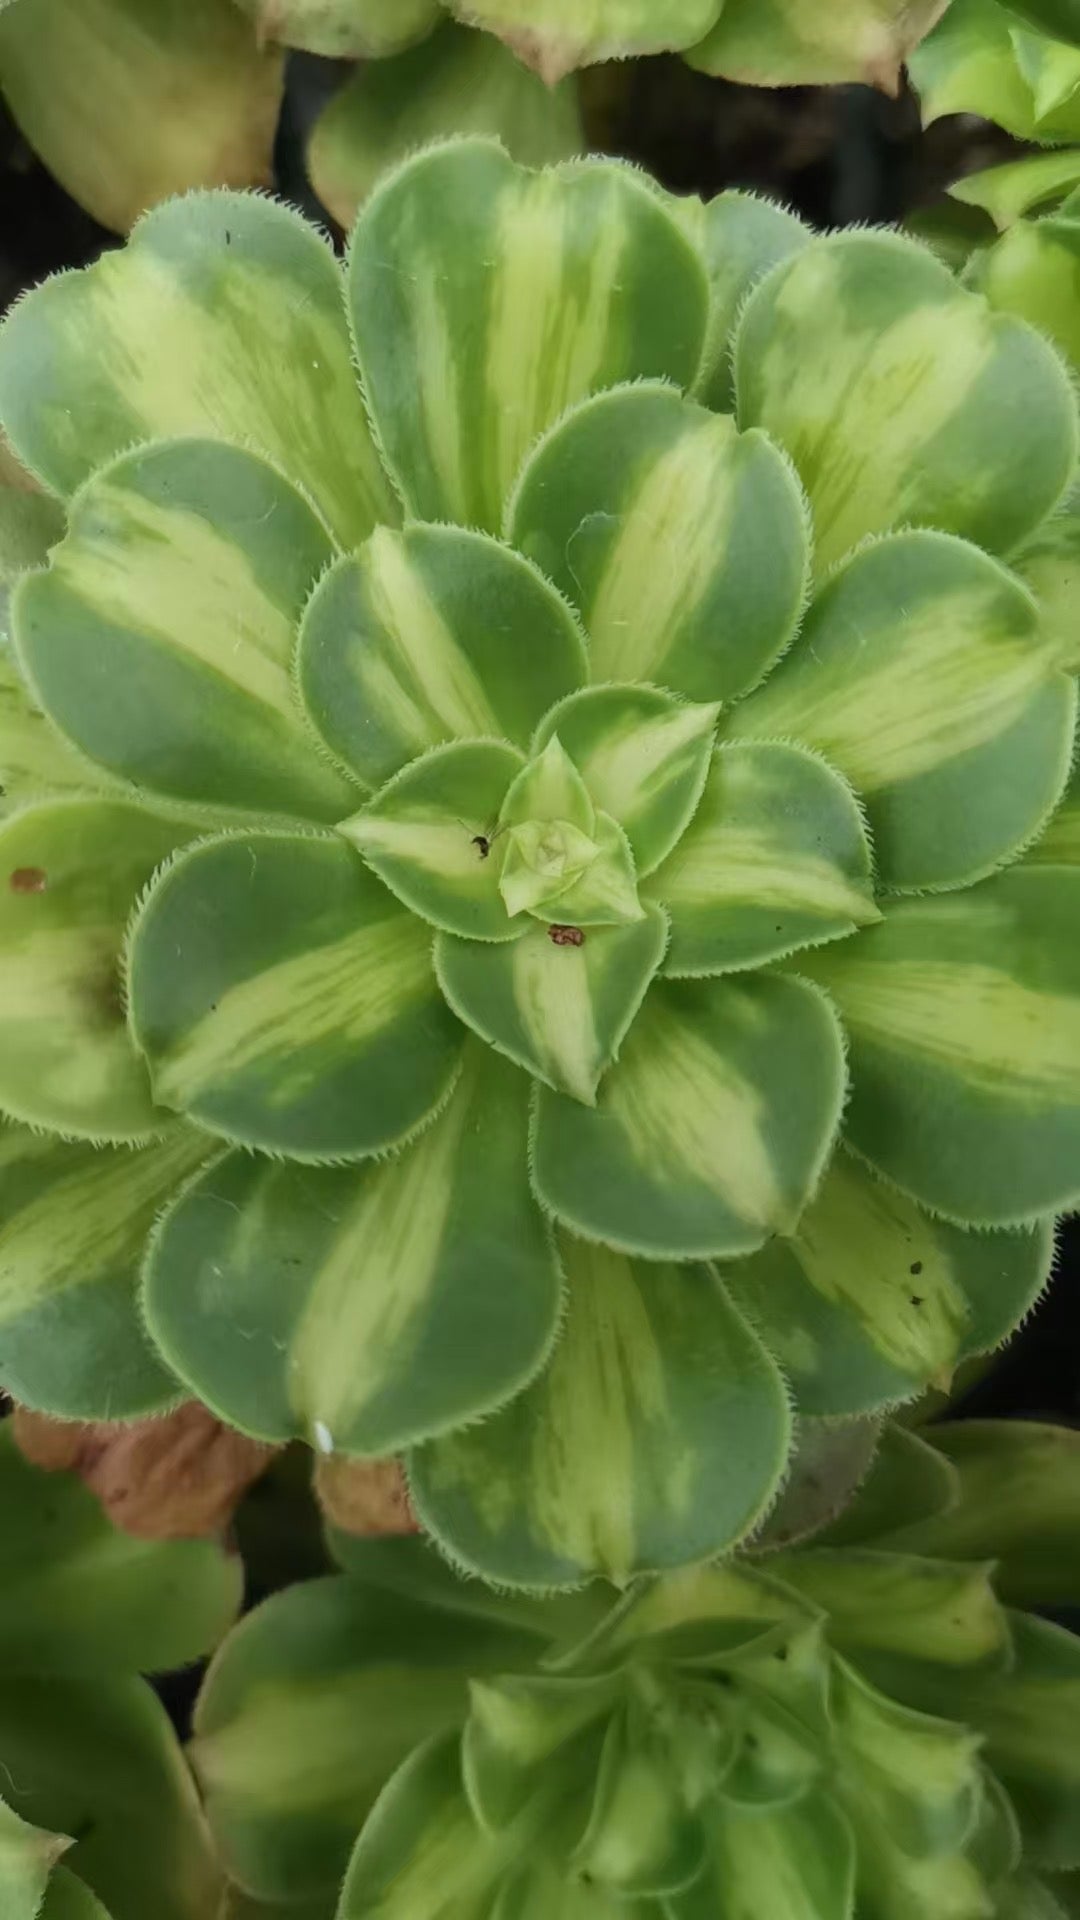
[362,526,499,746]
[511,934,600,1105]
[658,827,878,922]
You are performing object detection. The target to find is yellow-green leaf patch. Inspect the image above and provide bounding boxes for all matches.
[0,189,395,546]
[693,189,810,414]
[435,907,668,1105]
[532,972,846,1258]
[0,1121,207,1419]
[143,1048,561,1454]
[651,741,878,976]
[16,440,355,821]
[444,0,724,80]
[411,1231,791,1588]
[729,531,1074,892]
[801,867,1080,1224]
[348,140,710,533]
[297,524,587,791]
[126,831,464,1160]
[735,230,1077,575]
[508,383,809,702]
[669,1793,855,1920]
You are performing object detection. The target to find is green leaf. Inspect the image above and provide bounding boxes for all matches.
[0,483,64,583]
[651,742,878,977]
[693,190,810,414]
[0,796,193,1140]
[237,0,440,55]
[689,0,949,88]
[463,1671,619,1832]
[15,440,354,821]
[816,1426,961,1549]
[0,641,94,812]
[0,1797,69,1920]
[411,1230,792,1589]
[532,687,718,879]
[978,212,1080,374]
[878,1422,1080,1610]
[800,867,1080,1224]
[721,1149,1053,1416]
[297,524,587,793]
[0,1675,224,1920]
[341,741,524,942]
[910,0,1057,141]
[325,1536,605,1649]
[951,151,1080,229]
[39,1872,114,1920]
[831,1661,984,1860]
[144,1047,561,1454]
[1008,0,1080,41]
[0,1122,207,1419]
[768,1549,1008,1668]
[751,1416,880,1552]
[667,1792,856,1920]
[1030,753,1080,863]
[735,229,1078,575]
[576,1705,706,1896]
[729,531,1074,892]
[961,1615,1080,1869]
[307,21,582,230]
[442,0,724,79]
[532,972,846,1258]
[348,140,710,534]
[0,1424,241,1675]
[192,1583,542,1902]
[1015,495,1080,672]
[336,1735,508,1920]
[507,811,643,929]
[126,831,464,1160]
[508,382,809,703]
[0,189,396,547]
[0,0,284,234]
[435,907,667,1105]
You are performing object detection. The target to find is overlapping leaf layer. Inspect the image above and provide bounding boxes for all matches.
[0,140,1078,1587]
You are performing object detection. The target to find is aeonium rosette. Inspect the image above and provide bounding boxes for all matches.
[0,138,1078,1589]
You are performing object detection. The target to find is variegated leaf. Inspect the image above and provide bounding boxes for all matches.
[348,140,710,533]
[143,1048,560,1454]
[667,1793,855,1920]
[978,212,1080,375]
[508,383,809,703]
[297,524,587,792]
[832,1661,984,1859]
[911,0,1080,143]
[722,1149,1053,1416]
[463,1672,620,1832]
[444,0,723,80]
[948,1615,1080,1870]
[950,152,1080,229]
[735,230,1077,575]
[532,687,718,877]
[650,741,878,977]
[307,22,582,230]
[0,1121,205,1419]
[689,0,950,89]
[434,908,668,1105]
[729,532,1074,891]
[694,191,810,414]
[237,0,440,56]
[126,832,463,1160]
[1016,492,1080,672]
[194,1591,542,1904]
[770,1549,1007,1667]
[0,796,191,1139]
[337,1736,510,1920]
[411,1230,791,1588]
[0,1423,241,1673]
[0,0,284,235]
[16,440,354,821]
[341,741,524,942]
[531,972,846,1259]
[0,191,396,546]
[800,867,1080,1224]
[1029,756,1080,863]
[576,1705,706,1896]
[0,642,93,812]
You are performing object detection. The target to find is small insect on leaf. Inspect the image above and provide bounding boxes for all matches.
[549,924,585,947]
[9,867,47,893]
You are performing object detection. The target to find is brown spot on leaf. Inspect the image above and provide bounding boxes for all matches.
[10,867,47,893]
[315,1453,418,1539]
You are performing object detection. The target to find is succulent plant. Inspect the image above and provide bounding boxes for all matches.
[191,1420,1080,1920]
[1,139,1079,1591]
[0,1422,240,1919]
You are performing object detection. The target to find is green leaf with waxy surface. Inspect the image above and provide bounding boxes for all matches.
[411,1231,792,1589]
[143,1047,561,1455]
[0,190,395,545]
[652,741,878,978]
[297,524,587,794]
[15,441,351,821]
[736,229,1077,575]
[127,831,464,1161]
[348,140,710,533]
[727,531,1075,892]
[0,1121,207,1419]
[532,972,846,1259]
[508,382,809,704]
[801,866,1080,1224]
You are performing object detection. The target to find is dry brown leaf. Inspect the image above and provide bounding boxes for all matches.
[314,1452,419,1538]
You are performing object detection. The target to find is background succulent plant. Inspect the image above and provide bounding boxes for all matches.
[0,1423,240,1919]
[190,1419,1080,1920]
[0,139,1078,1591]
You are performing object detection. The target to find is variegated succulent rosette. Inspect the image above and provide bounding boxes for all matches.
[0,139,1079,1590]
